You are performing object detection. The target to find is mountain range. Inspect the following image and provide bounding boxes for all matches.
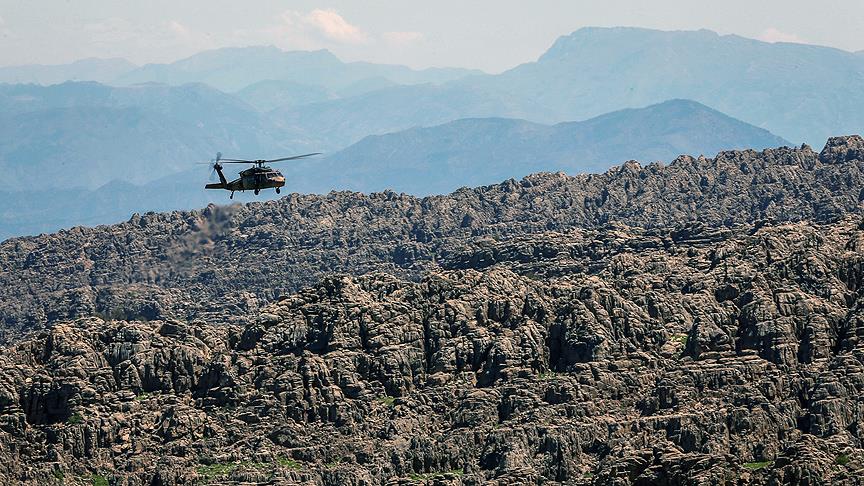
[0,99,789,240]
[1,137,863,483]
[0,57,137,85]
[0,81,299,188]
[114,46,482,93]
[1,27,864,240]
[286,99,789,195]
[5,27,863,146]
[267,27,864,147]
[459,27,864,145]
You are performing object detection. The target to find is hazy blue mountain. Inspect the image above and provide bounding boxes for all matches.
[269,83,557,149]
[273,27,864,146]
[461,27,864,144]
[0,82,309,189]
[0,58,137,85]
[335,76,400,98]
[235,80,336,111]
[115,46,482,94]
[0,98,790,240]
[283,99,790,195]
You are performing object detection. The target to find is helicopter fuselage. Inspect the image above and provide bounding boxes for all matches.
[235,166,286,191]
[206,163,286,198]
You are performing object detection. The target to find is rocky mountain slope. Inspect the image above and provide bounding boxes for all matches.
[0,136,862,484]
[0,136,861,342]
[2,185,864,484]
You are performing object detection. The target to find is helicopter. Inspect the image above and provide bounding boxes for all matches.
[204,152,320,199]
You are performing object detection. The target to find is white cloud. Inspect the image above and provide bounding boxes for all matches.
[303,9,367,44]
[264,8,367,48]
[757,27,804,44]
[382,31,424,45]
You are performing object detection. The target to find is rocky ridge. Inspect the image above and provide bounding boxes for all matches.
[1,137,863,342]
[2,214,864,484]
[0,136,864,484]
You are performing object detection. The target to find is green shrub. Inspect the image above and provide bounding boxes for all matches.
[91,474,109,486]
[276,456,302,470]
[836,454,850,466]
[376,396,396,407]
[196,462,237,481]
[670,334,688,346]
[743,461,772,470]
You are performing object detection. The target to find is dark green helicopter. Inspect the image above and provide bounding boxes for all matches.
[204,152,320,199]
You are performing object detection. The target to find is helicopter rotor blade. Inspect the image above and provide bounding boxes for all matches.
[264,153,322,163]
[218,159,257,163]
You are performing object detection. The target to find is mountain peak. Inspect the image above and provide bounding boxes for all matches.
[540,27,721,62]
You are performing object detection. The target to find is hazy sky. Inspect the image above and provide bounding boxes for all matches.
[1,0,863,72]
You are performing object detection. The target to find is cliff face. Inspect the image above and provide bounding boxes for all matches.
[0,137,863,484]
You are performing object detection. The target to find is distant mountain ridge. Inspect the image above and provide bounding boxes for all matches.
[0,58,137,85]
[4,28,862,145]
[286,99,790,195]
[0,99,790,240]
[2,27,862,239]
[0,82,300,189]
[458,27,864,144]
[273,27,864,146]
[114,46,483,93]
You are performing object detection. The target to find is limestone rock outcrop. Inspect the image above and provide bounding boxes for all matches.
[2,214,864,484]
[1,137,864,484]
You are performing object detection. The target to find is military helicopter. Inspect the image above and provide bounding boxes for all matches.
[204,152,320,199]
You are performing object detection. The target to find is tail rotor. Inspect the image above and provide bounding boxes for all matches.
[208,152,223,181]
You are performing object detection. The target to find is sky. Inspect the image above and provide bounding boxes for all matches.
[0,0,863,73]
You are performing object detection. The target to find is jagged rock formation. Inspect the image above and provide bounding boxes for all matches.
[2,214,864,484]
[0,136,864,484]
[1,137,863,343]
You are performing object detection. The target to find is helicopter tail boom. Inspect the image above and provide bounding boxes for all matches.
[204,159,229,190]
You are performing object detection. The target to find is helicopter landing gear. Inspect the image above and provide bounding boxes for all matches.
[254,188,260,195]
[230,191,234,199]
[276,187,281,194]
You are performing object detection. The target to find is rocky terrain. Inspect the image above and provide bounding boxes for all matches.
[1,136,863,341]
[0,136,863,484]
